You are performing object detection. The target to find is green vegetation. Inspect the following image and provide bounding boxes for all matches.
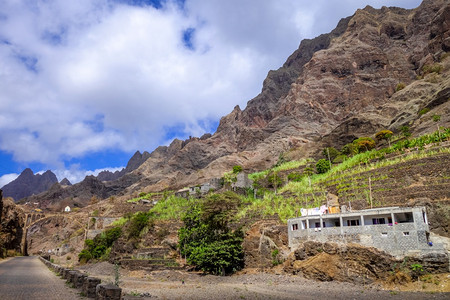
[178,192,244,275]
[78,226,122,263]
[233,165,243,174]
[316,159,331,174]
[353,137,376,153]
[126,212,154,240]
[395,82,406,92]
[422,63,442,75]
[418,108,430,116]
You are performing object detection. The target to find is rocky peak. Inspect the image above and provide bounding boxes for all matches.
[60,178,72,186]
[1,169,58,202]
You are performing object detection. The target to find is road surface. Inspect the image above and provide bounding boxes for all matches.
[0,256,81,300]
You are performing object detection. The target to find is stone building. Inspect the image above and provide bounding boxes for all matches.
[288,207,445,257]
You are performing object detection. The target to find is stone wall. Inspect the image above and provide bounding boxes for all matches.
[38,256,121,299]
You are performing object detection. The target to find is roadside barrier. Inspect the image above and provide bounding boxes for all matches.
[38,256,122,299]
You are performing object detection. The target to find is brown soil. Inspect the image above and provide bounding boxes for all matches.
[77,262,450,300]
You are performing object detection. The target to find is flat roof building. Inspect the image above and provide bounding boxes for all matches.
[288,206,445,257]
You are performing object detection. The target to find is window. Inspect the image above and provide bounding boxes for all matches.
[347,219,360,226]
[372,218,386,225]
[403,232,410,236]
[292,223,299,231]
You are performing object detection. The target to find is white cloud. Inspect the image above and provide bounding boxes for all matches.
[0,0,422,171]
[0,173,19,188]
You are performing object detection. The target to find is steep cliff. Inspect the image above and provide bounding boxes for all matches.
[125,0,450,193]
[0,190,25,257]
[18,0,450,205]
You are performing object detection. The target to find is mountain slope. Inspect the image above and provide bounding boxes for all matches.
[126,0,450,193]
[20,0,450,208]
[1,169,58,202]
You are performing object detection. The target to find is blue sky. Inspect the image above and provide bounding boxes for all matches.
[0,0,422,186]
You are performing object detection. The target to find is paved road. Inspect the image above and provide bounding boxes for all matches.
[0,256,81,300]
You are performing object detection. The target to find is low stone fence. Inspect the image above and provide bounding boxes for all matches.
[38,256,122,299]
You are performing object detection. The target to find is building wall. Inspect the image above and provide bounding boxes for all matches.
[288,207,444,257]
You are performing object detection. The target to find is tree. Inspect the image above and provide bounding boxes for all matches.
[178,192,244,275]
[353,137,376,152]
[316,159,331,174]
[375,130,393,147]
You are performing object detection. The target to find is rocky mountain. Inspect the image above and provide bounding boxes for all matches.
[1,169,58,202]
[19,0,450,207]
[123,0,450,193]
[96,151,151,182]
[59,178,72,186]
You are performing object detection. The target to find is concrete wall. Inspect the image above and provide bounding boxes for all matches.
[288,207,445,257]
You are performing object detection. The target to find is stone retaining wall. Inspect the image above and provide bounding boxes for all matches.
[38,256,121,299]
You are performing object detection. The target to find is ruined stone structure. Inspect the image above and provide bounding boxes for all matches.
[288,207,445,257]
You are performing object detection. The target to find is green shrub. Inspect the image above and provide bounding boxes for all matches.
[322,147,340,161]
[232,165,243,174]
[341,143,358,156]
[287,172,302,182]
[267,172,283,189]
[316,159,331,174]
[78,226,122,263]
[395,83,406,92]
[375,130,393,141]
[422,63,442,75]
[353,137,376,152]
[126,212,153,239]
[418,108,430,116]
[401,125,411,138]
[433,114,441,122]
[333,154,348,164]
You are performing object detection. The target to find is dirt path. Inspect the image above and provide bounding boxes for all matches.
[76,262,450,300]
[0,256,82,300]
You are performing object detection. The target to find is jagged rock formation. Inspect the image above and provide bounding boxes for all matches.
[60,178,72,186]
[17,0,450,206]
[14,151,150,210]
[0,190,25,257]
[123,0,450,193]
[97,151,151,181]
[1,169,58,202]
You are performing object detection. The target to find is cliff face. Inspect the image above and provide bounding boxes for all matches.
[125,0,450,193]
[1,169,58,202]
[97,150,151,182]
[18,0,450,204]
[0,190,25,257]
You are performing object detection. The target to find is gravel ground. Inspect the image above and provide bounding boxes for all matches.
[77,263,450,300]
[0,256,82,300]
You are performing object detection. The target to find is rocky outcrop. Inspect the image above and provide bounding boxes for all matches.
[97,151,151,182]
[284,241,449,284]
[0,191,25,257]
[2,169,58,202]
[60,178,72,186]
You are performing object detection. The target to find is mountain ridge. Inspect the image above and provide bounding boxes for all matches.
[15,0,450,208]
